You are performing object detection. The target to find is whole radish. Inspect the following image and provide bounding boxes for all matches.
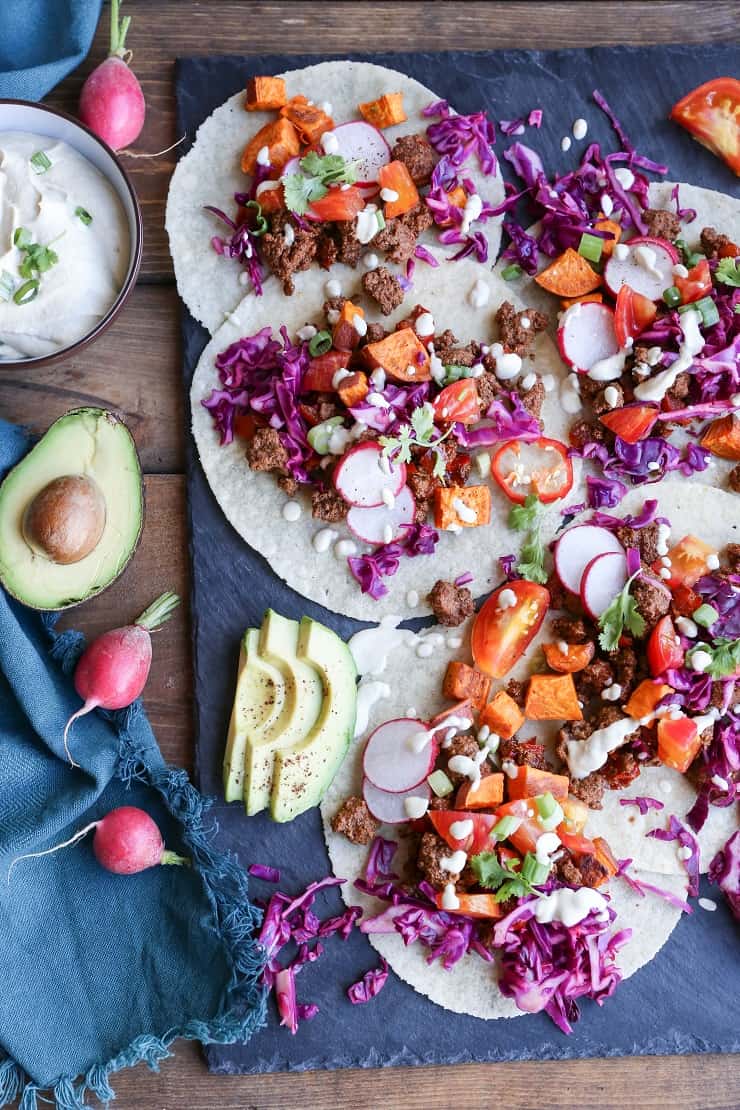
[7,806,189,882]
[63,591,180,765]
[79,0,145,150]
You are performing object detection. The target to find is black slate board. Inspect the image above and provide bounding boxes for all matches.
[175,45,740,1074]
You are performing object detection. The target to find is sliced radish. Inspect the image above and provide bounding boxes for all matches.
[554,524,625,595]
[581,550,629,619]
[363,717,437,793]
[363,777,431,825]
[330,121,391,184]
[604,236,680,303]
[346,485,415,544]
[557,302,620,373]
[334,442,406,508]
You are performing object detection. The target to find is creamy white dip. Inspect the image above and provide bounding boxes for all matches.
[0,132,129,359]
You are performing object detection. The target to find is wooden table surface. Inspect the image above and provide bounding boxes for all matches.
[7,2,737,1106]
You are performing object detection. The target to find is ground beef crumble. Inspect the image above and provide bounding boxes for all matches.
[643,208,681,241]
[700,226,733,259]
[311,487,348,523]
[499,737,548,770]
[495,301,548,357]
[391,133,437,185]
[245,427,288,473]
[417,831,460,890]
[361,266,405,315]
[428,579,475,627]
[331,796,379,845]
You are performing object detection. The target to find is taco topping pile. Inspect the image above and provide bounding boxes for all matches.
[206,79,503,296]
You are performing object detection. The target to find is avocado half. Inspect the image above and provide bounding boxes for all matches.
[0,408,143,610]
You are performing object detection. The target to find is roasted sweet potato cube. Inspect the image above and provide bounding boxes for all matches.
[358,93,407,129]
[624,679,672,720]
[245,76,288,111]
[524,673,582,721]
[456,773,504,810]
[280,95,334,144]
[241,117,300,175]
[337,372,369,408]
[479,690,524,739]
[362,328,431,383]
[506,765,569,802]
[534,247,602,298]
[332,301,366,352]
[442,661,491,709]
[700,414,740,461]
[434,486,491,531]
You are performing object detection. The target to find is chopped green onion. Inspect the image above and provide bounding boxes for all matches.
[308,330,332,357]
[734,304,740,315]
[30,150,51,174]
[0,270,14,302]
[307,415,343,455]
[427,769,454,797]
[244,199,267,236]
[578,232,603,264]
[693,603,719,628]
[674,237,689,261]
[444,364,471,384]
[521,852,550,885]
[685,251,703,269]
[698,299,720,328]
[13,278,39,305]
[13,227,31,249]
[375,210,386,232]
[474,451,491,479]
[534,792,563,831]
[75,206,93,226]
[501,263,522,281]
[662,286,681,308]
[492,814,521,841]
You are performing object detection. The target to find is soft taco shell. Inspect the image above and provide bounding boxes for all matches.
[190,247,575,621]
[167,60,505,334]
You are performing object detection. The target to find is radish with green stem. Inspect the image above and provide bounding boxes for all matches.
[79,0,146,151]
[63,590,180,766]
[7,807,189,882]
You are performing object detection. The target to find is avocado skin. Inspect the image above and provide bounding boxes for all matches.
[0,408,143,610]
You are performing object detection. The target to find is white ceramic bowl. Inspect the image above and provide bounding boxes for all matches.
[0,99,143,368]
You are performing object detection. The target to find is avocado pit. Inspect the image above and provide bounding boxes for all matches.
[23,474,107,565]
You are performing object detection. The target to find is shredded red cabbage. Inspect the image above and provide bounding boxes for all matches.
[248,864,281,882]
[347,523,439,600]
[671,183,697,224]
[687,710,739,832]
[528,108,543,128]
[590,498,659,531]
[454,571,474,587]
[347,959,390,1004]
[423,100,498,175]
[695,574,740,639]
[586,475,627,509]
[647,816,700,897]
[708,830,740,921]
[578,435,709,488]
[500,118,526,137]
[616,859,692,914]
[454,392,541,448]
[204,204,264,295]
[414,244,439,267]
[619,796,664,816]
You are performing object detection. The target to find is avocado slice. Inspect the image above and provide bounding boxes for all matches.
[243,610,324,817]
[271,616,357,823]
[0,408,143,610]
[223,628,286,802]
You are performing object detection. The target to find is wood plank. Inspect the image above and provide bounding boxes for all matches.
[45,1,737,283]
[56,475,192,770]
[0,286,185,474]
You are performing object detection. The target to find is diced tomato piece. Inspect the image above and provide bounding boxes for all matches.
[614,284,657,347]
[497,843,521,868]
[471,580,550,679]
[674,258,712,305]
[506,766,569,803]
[542,641,595,674]
[556,828,597,857]
[432,380,481,426]
[428,810,497,855]
[670,78,740,176]
[719,241,738,258]
[647,615,684,677]
[494,800,544,855]
[233,413,258,439]
[560,796,589,835]
[308,185,366,222]
[435,891,503,918]
[655,534,717,588]
[657,716,701,773]
[599,402,659,444]
[255,185,285,215]
[378,160,420,219]
[302,350,350,392]
[671,583,702,618]
[491,437,573,505]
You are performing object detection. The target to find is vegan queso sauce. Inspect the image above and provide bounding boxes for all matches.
[0,132,129,359]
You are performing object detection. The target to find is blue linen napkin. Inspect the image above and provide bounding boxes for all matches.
[0,1,102,101]
[0,418,266,1109]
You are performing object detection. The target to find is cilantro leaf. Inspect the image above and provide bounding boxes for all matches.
[598,570,646,652]
[281,152,357,215]
[471,852,539,903]
[514,516,548,584]
[716,257,740,288]
[380,403,452,478]
[703,637,740,678]
[509,493,541,532]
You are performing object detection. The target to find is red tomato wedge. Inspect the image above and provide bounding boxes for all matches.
[556,828,597,857]
[647,615,684,677]
[654,535,717,588]
[302,350,350,392]
[472,580,550,679]
[614,284,657,347]
[672,583,702,618]
[491,437,573,505]
[657,716,701,773]
[434,892,503,918]
[309,185,366,222]
[432,380,481,425]
[428,810,496,855]
[674,258,712,305]
[494,800,544,855]
[670,77,740,176]
[599,402,659,444]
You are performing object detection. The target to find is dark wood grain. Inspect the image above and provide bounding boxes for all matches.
[45,1,738,283]
[5,3,740,1106]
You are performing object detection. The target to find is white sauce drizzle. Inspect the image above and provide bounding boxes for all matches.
[353,680,391,737]
[634,309,705,403]
[534,888,608,927]
[282,500,302,522]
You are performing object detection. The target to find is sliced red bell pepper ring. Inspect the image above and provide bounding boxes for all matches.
[490,437,573,505]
